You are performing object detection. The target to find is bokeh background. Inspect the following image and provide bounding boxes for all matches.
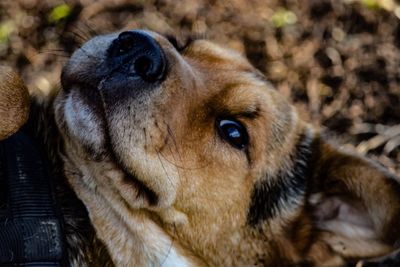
[1,0,400,174]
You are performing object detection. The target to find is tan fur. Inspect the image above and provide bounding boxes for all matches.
[24,30,400,266]
[0,65,29,140]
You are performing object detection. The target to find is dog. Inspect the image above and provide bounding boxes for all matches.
[9,29,400,266]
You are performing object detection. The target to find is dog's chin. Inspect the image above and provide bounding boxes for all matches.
[111,160,159,207]
[69,134,159,210]
[59,86,159,209]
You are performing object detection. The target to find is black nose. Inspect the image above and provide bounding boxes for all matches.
[108,30,167,83]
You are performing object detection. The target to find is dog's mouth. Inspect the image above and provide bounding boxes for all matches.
[63,94,154,207]
[124,173,159,205]
[59,74,162,208]
[107,147,159,207]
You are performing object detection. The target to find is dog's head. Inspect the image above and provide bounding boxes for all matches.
[54,30,400,266]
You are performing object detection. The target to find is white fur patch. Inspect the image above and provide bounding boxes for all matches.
[64,89,105,151]
[157,247,191,267]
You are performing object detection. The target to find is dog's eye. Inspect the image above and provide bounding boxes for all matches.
[216,119,249,149]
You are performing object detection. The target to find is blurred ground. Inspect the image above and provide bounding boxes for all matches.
[0,0,400,174]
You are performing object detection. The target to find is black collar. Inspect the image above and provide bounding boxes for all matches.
[0,129,66,266]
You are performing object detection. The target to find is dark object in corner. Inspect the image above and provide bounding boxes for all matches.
[0,129,66,266]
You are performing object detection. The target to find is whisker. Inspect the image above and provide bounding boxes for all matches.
[40,48,69,53]
[31,51,70,63]
[66,46,105,61]
[157,149,210,171]
[143,128,148,151]
[69,23,93,41]
[163,123,188,203]
[166,124,183,164]
[39,49,70,56]
[161,124,211,170]
[156,150,176,195]
[65,30,88,44]
[81,20,100,37]
[159,224,176,267]
[37,53,70,58]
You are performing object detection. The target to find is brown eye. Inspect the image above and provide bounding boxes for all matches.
[217,119,249,149]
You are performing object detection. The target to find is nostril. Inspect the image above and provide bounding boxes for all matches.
[134,56,153,80]
[108,30,167,83]
[115,31,136,56]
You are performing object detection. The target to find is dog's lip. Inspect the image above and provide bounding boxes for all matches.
[93,127,159,206]
[104,126,159,207]
[90,133,159,207]
[62,75,159,207]
[124,172,159,206]
[110,156,159,207]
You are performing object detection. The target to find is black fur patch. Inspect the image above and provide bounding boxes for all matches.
[247,132,314,227]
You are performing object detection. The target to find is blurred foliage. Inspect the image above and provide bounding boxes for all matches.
[48,3,72,23]
[271,8,297,28]
[0,20,14,44]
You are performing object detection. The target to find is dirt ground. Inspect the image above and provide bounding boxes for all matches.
[1,0,400,174]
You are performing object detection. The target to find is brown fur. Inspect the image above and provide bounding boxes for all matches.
[0,65,29,140]
[3,30,400,266]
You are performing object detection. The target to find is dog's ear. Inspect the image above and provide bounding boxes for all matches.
[308,140,400,260]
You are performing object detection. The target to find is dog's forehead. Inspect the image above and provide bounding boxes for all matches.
[204,73,272,115]
[184,39,254,71]
[180,38,274,102]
